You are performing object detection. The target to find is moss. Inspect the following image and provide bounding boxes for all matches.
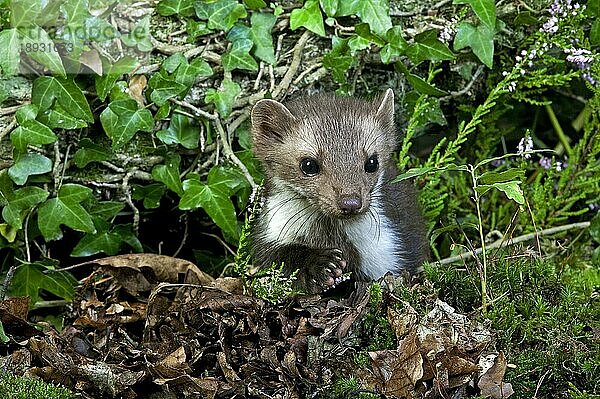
[0,372,75,399]
[426,254,600,397]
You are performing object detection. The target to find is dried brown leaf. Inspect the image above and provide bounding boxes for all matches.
[369,330,423,398]
[478,352,514,398]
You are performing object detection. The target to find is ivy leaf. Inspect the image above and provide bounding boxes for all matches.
[148,70,188,106]
[356,0,392,37]
[454,22,494,68]
[194,0,247,32]
[10,0,42,27]
[121,16,153,52]
[31,76,93,122]
[8,153,52,185]
[250,12,277,64]
[15,104,39,124]
[175,57,213,86]
[207,164,249,194]
[244,0,267,9]
[2,186,49,229]
[354,23,385,46]
[407,30,455,64]
[335,0,360,15]
[380,26,408,64]
[323,36,354,84]
[157,0,195,16]
[187,20,212,39]
[222,38,259,71]
[71,219,140,257]
[37,103,88,129]
[453,0,496,29]
[290,0,325,37]
[73,138,114,168]
[71,229,122,256]
[180,175,240,242]
[9,263,78,305]
[87,201,125,220]
[62,0,89,26]
[320,0,338,16]
[152,154,184,196]
[10,119,57,151]
[100,99,154,148]
[95,56,138,101]
[204,78,241,117]
[132,183,166,209]
[0,28,20,76]
[18,26,66,77]
[156,113,200,149]
[37,184,96,241]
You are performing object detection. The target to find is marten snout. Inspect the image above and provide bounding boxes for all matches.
[337,195,363,215]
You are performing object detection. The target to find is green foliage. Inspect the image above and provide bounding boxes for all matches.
[0,4,599,397]
[9,261,78,305]
[426,254,600,397]
[0,372,75,399]
[250,263,299,304]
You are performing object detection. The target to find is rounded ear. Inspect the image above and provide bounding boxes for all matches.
[251,99,297,146]
[374,88,395,130]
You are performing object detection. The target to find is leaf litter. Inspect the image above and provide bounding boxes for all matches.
[0,254,512,398]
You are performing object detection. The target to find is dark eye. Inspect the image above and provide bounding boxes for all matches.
[364,154,378,173]
[300,157,320,176]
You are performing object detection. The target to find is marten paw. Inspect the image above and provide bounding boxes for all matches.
[313,248,349,292]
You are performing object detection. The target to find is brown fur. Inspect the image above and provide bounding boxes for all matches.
[250,90,428,293]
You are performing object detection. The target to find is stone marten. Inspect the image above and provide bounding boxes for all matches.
[249,89,428,293]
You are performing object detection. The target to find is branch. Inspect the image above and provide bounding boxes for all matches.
[273,30,311,99]
[435,221,591,265]
[213,114,257,190]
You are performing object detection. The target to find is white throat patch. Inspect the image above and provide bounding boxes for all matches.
[341,199,401,279]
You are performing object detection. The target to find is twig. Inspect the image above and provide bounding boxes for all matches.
[201,232,236,257]
[213,114,257,190]
[122,170,140,235]
[533,369,551,399]
[0,105,21,116]
[0,117,16,142]
[441,65,485,101]
[173,214,188,258]
[435,221,591,265]
[227,112,249,137]
[170,98,217,120]
[272,30,311,99]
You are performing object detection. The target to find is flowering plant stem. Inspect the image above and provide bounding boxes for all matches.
[469,164,489,314]
[544,103,573,156]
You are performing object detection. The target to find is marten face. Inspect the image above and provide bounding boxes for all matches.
[251,90,397,219]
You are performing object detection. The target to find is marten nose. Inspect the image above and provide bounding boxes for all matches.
[338,195,362,214]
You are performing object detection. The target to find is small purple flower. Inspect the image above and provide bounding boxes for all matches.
[541,17,559,34]
[539,156,552,169]
[589,203,600,211]
[555,161,564,171]
[565,48,594,70]
[583,72,597,86]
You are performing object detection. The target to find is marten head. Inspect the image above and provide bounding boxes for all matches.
[251,89,397,219]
